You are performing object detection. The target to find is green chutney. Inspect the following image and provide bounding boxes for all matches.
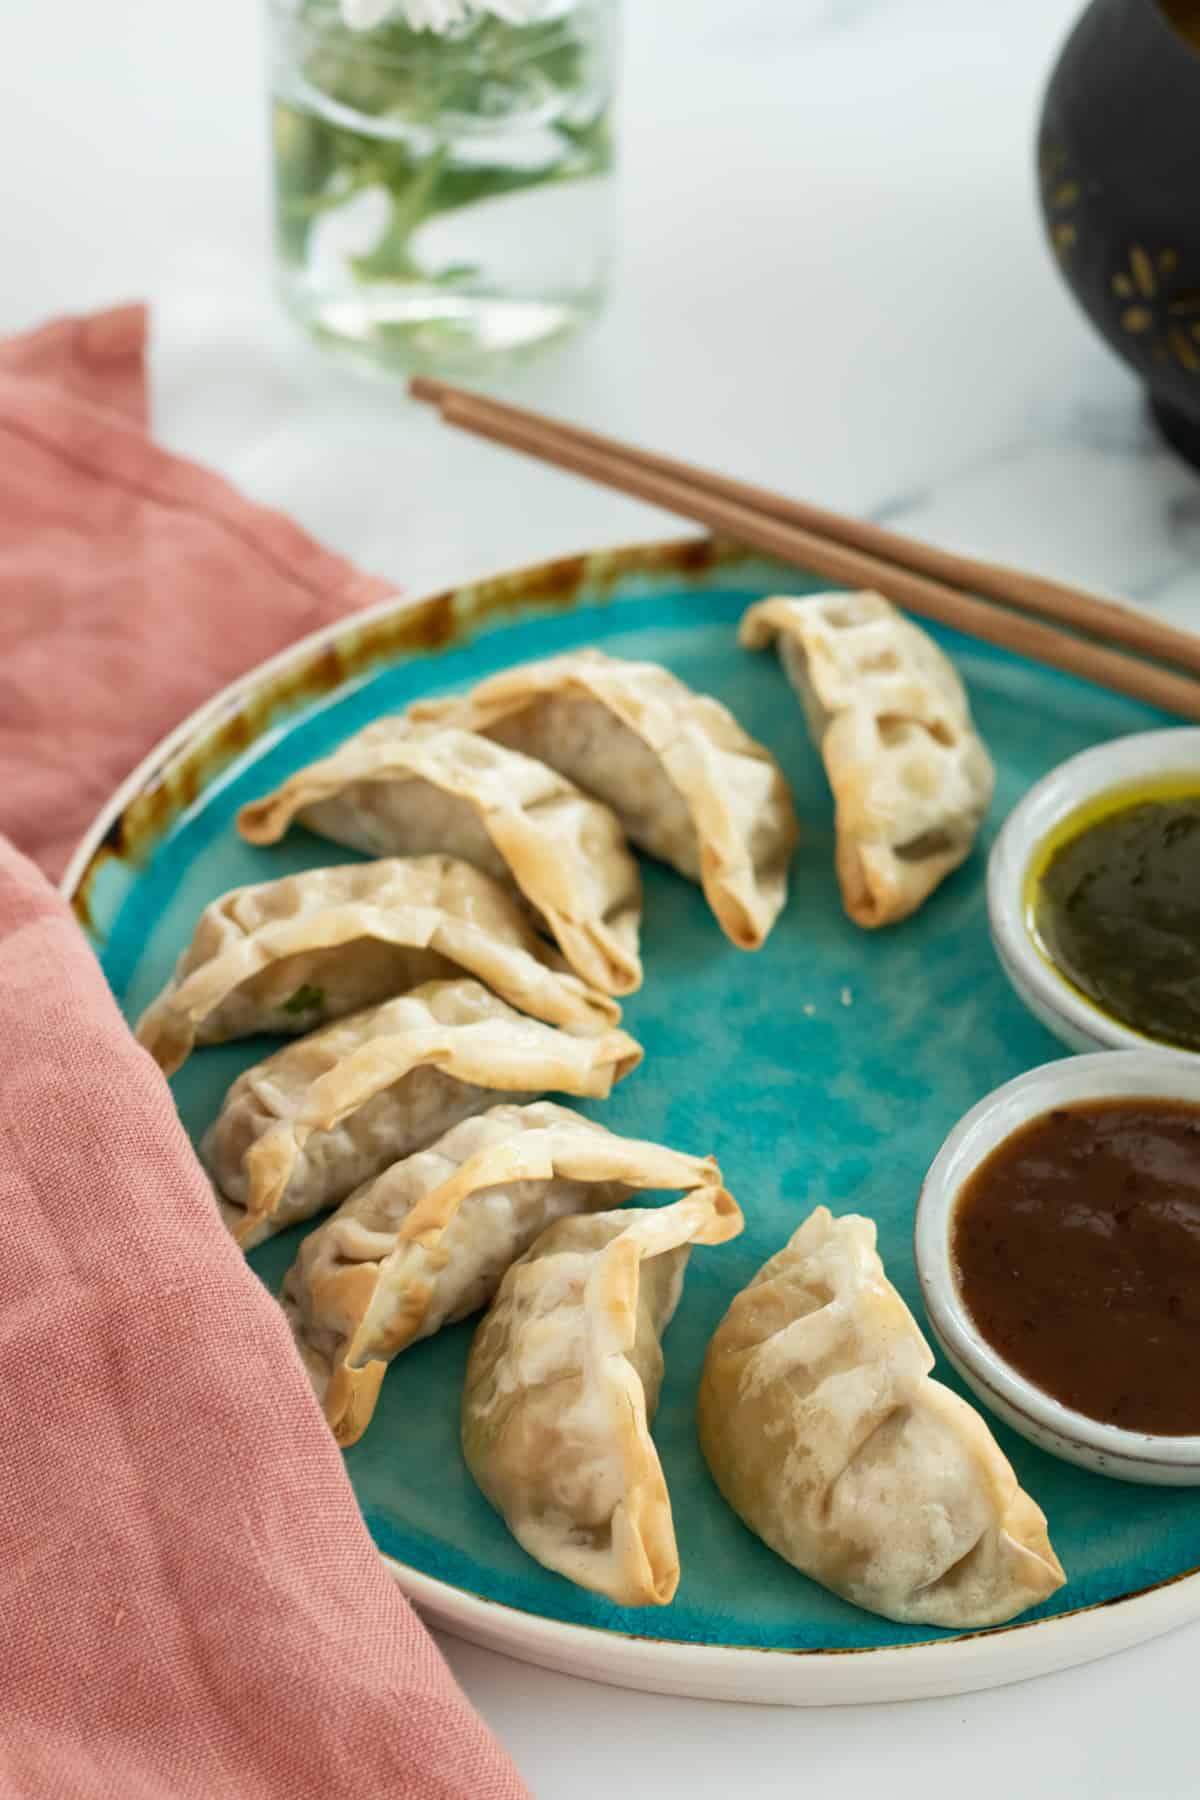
[1028,779,1200,1052]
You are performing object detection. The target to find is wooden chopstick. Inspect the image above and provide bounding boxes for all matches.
[409,376,1200,723]
[416,378,1200,677]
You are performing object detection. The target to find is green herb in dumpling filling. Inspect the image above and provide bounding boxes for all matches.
[283,983,326,1016]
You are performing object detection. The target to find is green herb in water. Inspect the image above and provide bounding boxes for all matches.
[272,2,613,289]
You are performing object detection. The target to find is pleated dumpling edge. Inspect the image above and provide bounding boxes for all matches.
[408,648,800,950]
[741,593,994,928]
[236,719,644,996]
[698,1205,1065,1630]
[462,1184,744,1607]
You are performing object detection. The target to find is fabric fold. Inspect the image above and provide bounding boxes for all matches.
[0,309,529,1799]
[0,305,393,881]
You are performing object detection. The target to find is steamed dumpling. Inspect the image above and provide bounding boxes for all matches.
[204,979,642,1249]
[462,1187,743,1607]
[284,1101,728,1447]
[740,592,994,927]
[135,855,618,1075]
[237,721,643,994]
[698,1207,1065,1629]
[407,649,799,949]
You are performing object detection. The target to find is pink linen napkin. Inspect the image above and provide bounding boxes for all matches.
[0,310,531,1799]
[0,305,392,881]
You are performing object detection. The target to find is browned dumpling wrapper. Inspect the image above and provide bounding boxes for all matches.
[135,855,618,1076]
[237,721,643,995]
[462,1187,743,1607]
[284,1101,727,1448]
[408,648,799,950]
[699,1208,1065,1629]
[203,979,642,1249]
[740,592,994,927]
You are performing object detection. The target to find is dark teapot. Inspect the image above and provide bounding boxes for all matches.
[1039,0,1200,465]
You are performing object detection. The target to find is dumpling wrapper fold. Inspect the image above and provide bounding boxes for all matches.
[408,648,799,949]
[698,1207,1065,1629]
[284,1100,726,1447]
[203,979,641,1249]
[462,1186,743,1608]
[237,721,642,994]
[135,854,618,1076]
[740,592,994,927]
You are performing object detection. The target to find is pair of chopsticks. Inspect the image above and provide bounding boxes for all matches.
[410,375,1200,722]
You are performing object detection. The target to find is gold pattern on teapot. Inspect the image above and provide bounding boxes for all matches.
[1039,142,1079,261]
[1113,246,1200,373]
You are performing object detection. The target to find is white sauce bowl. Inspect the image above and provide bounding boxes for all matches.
[914,1051,1200,1485]
[987,727,1200,1056]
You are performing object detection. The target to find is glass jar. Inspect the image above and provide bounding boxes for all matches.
[267,0,618,376]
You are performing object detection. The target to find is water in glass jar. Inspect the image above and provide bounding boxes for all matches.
[270,1,616,375]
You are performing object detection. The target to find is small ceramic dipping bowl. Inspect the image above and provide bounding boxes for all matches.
[988,728,1200,1055]
[915,1051,1200,1486]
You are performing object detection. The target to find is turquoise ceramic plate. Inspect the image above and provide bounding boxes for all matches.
[64,540,1200,1705]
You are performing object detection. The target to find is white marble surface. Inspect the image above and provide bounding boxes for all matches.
[6,0,1200,1793]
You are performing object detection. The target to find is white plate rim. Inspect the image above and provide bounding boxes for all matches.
[60,543,1200,1706]
[385,1552,1200,1706]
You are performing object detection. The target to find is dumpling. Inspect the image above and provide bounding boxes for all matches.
[407,649,799,950]
[135,855,618,1076]
[740,592,994,927]
[203,979,642,1249]
[698,1208,1065,1629]
[284,1100,727,1448]
[237,721,642,995]
[462,1186,743,1607]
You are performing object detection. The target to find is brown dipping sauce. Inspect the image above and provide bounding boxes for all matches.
[953,1099,1200,1436]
